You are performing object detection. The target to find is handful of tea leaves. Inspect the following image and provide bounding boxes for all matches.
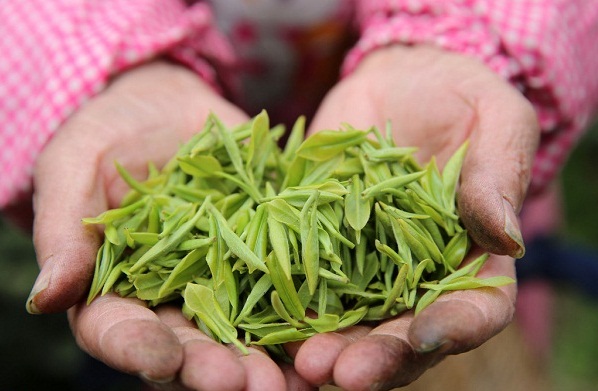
[85,111,513,356]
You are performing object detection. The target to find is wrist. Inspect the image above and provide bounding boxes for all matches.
[353,44,449,75]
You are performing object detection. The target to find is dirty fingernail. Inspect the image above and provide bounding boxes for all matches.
[25,257,54,314]
[503,198,525,258]
[140,372,176,384]
[415,338,452,354]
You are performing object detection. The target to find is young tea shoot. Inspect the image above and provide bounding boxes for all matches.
[85,111,514,358]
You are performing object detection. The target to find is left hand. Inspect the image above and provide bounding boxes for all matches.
[291,44,540,390]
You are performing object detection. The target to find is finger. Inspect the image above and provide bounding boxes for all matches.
[158,307,287,391]
[293,325,371,386]
[237,347,287,391]
[408,253,517,355]
[279,363,318,391]
[28,125,107,314]
[68,294,183,382]
[154,306,247,391]
[330,317,443,391]
[458,87,540,258]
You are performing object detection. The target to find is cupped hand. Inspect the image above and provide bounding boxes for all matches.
[27,61,314,390]
[291,45,540,390]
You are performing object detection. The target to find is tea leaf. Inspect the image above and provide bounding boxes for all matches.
[178,155,223,178]
[282,116,306,162]
[345,174,371,236]
[362,171,425,199]
[252,326,316,346]
[234,274,272,326]
[382,263,408,314]
[296,129,368,161]
[442,141,469,208]
[130,201,207,273]
[184,283,246,353]
[268,213,292,279]
[267,252,305,321]
[301,191,321,295]
[303,313,339,333]
[207,203,268,274]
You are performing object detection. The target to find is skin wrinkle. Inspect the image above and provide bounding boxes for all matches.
[368,50,481,166]
[336,335,421,390]
[238,348,287,391]
[71,295,153,350]
[294,325,373,385]
[37,115,113,205]
[280,363,316,391]
[31,234,98,313]
[178,340,246,391]
[331,318,424,389]
[370,314,412,337]
[154,306,249,391]
[408,250,516,356]
[411,288,516,355]
[104,319,182,376]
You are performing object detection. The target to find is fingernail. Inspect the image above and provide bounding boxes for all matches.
[370,382,382,391]
[415,339,449,354]
[139,372,176,384]
[503,198,525,258]
[26,257,54,314]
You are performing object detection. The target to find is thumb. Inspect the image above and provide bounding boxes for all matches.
[457,92,540,258]
[27,127,105,314]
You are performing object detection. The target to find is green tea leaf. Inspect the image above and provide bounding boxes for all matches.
[252,327,315,346]
[268,212,292,279]
[345,174,371,237]
[296,129,368,161]
[267,252,305,321]
[207,203,268,274]
[442,141,469,209]
[303,313,339,333]
[183,283,246,353]
[178,155,223,178]
[301,191,320,294]
[234,274,272,326]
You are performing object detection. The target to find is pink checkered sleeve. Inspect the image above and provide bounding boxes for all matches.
[345,0,598,193]
[0,0,234,208]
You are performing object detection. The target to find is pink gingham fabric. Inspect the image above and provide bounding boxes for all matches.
[345,0,598,193]
[2,0,598,207]
[0,0,234,207]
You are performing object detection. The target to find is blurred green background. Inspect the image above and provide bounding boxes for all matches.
[2,124,598,391]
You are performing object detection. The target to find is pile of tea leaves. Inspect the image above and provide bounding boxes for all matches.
[85,111,513,357]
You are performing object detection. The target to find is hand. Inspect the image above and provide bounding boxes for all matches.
[291,45,540,390]
[27,61,314,390]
